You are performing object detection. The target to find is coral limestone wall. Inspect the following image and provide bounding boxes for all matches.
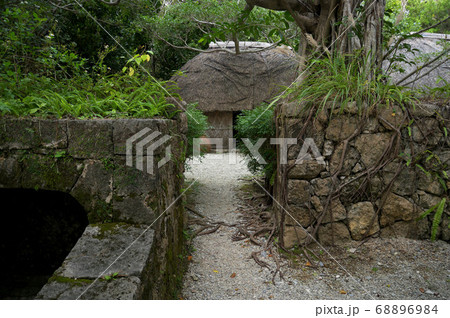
[274,102,450,248]
[0,116,187,299]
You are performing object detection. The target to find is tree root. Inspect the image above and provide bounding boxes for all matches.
[197,225,221,236]
[186,205,206,218]
[251,251,271,270]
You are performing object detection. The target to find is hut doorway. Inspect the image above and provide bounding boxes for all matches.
[204,111,233,152]
[171,42,298,153]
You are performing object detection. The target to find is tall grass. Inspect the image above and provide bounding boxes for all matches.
[285,52,416,116]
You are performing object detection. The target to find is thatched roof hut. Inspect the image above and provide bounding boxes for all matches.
[172,42,298,151]
[172,44,298,112]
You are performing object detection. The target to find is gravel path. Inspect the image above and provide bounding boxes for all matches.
[182,153,450,300]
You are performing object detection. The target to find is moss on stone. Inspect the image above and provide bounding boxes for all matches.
[87,200,114,224]
[91,222,132,239]
[48,275,93,286]
[20,152,78,191]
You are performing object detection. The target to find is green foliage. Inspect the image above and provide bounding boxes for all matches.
[0,6,88,87]
[417,198,448,241]
[383,3,423,69]
[103,272,119,281]
[149,0,238,79]
[0,74,180,119]
[418,77,450,100]
[45,0,159,72]
[235,104,276,180]
[385,0,450,34]
[197,6,297,49]
[0,0,161,75]
[406,0,450,34]
[185,104,209,158]
[0,7,180,119]
[122,51,153,76]
[402,148,449,241]
[285,52,417,116]
[149,0,298,79]
[54,150,67,159]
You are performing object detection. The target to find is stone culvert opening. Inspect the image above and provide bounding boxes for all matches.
[0,189,88,299]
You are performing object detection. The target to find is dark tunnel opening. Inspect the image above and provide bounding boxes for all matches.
[0,188,88,299]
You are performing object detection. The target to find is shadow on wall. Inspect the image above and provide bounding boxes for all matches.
[0,189,88,299]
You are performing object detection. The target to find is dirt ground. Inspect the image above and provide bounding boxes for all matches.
[182,153,449,300]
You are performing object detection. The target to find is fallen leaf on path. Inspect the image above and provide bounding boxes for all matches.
[187,255,192,261]
[339,290,347,294]
[230,273,236,278]
[235,288,239,291]
[305,261,312,267]
[268,254,272,257]
[213,270,219,273]
[419,288,425,293]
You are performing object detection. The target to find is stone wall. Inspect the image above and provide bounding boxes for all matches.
[0,116,187,299]
[274,103,450,248]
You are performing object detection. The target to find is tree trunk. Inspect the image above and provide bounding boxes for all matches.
[271,0,386,246]
[363,0,386,70]
[281,0,385,69]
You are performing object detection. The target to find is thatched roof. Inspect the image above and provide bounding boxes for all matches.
[171,45,298,112]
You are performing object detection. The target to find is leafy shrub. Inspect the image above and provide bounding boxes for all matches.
[0,74,181,119]
[185,104,209,158]
[0,7,181,120]
[32,0,159,73]
[0,74,177,122]
[405,0,450,34]
[235,104,276,182]
[385,0,450,34]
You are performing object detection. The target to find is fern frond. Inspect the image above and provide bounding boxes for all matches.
[431,198,446,241]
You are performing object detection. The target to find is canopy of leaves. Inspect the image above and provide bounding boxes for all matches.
[7,0,161,72]
[149,0,298,79]
[386,0,449,34]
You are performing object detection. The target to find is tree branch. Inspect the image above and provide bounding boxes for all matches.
[153,33,290,55]
[396,48,449,86]
[100,0,121,5]
[401,57,449,87]
[383,16,450,61]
